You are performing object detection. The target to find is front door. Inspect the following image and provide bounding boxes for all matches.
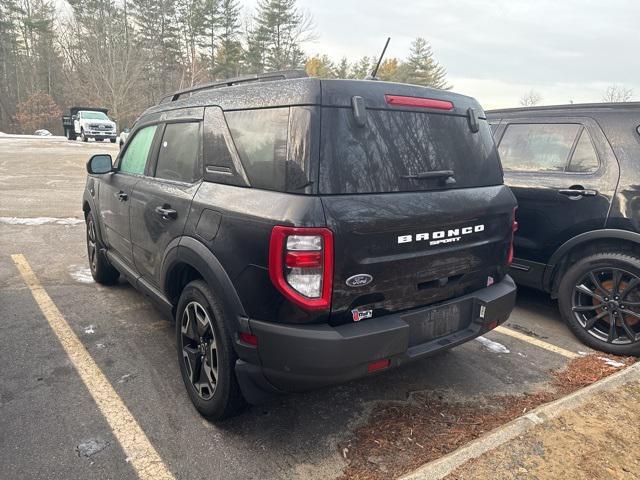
[497,117,619,288]
[98,124,159,266]
[130,120,203,285]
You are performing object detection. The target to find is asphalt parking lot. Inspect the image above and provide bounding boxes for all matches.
[0,137,596,479]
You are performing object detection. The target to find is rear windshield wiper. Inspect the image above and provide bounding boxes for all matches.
[402,170,456,185]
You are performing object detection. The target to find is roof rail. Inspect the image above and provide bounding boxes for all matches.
[158,70,308,104]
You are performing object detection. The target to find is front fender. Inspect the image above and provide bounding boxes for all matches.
[82,185,105,245]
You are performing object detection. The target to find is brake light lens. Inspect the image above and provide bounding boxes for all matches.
[507,207,518,266]
[385,94,454,111]
[269,226,334,310]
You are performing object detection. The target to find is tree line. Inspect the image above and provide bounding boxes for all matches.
[0,0,450,134]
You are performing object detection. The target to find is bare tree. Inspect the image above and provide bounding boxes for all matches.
[602,85,633,103]
[520,90,542,107]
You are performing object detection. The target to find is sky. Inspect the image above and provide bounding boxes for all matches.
[243,0,639,109]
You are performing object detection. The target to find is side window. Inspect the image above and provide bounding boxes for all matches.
[567,129,598,173]
[498,123,580,172]
[120,125,157,175]
[225,108,289,191]
[155,122,202,183]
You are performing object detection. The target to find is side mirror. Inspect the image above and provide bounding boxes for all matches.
[123,127,131,133]
[72,115,78,120]
[87,154,113,174]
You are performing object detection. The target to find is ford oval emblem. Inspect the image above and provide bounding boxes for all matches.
[346,274,373,287]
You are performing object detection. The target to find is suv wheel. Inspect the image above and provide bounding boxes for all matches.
[81,129,88,142]
[176,280,246,420]
[558,252,640,356]
[86,211,119,284]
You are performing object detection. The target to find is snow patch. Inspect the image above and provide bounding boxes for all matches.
[0,216,83,226]
[69,265,95,284]
[84,325,96,334]
[598,356,625,368]
[117,373,135,384]
[476,336,510,354]
[76,439,109,457]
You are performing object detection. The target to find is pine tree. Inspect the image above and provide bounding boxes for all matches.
[349,56,371,79]
[248,0,313,72]
[176,0,207,86]
[335,57,349,79]
[398,37,450,89]
[212,0,243,79]
[130,0,182,98]
[200,0,221,76]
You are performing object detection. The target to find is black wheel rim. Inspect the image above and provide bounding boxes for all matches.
[180,301,218,400]
[87,218,97,272]
[572,267,640,345]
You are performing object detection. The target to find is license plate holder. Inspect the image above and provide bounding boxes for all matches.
[404,299,473,347]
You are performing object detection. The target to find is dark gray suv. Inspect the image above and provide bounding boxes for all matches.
[83,72,517,420]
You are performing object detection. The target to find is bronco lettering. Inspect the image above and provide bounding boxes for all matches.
[398,224,485,245]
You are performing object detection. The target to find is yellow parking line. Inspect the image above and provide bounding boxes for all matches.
[12,254,174,480]
[495,325,579,359]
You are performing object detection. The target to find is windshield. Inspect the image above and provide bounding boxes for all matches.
[80,111,109,120]
[319,107,503,194]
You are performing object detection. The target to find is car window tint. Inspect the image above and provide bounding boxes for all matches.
[567,129,598,173]
[320,107,503,194]
[120,125,157,175]
[155,122,201,182]
[225,108,289,191]
[499,123,580,172]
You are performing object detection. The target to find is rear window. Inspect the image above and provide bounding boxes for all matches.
[319,108,502,194]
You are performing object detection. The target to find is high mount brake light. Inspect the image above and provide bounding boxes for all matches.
[507,207,518,266]
[385,95,454,111]
[269,226,334,310]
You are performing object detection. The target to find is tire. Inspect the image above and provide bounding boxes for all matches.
[176,280,246,420]
[81,129,88,142]
[558,252,640,356]
[86,211,119,285]
[110,138,116,143]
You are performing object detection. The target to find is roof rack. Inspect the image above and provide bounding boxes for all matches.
[158,70,308,104]
[487,101,640,114]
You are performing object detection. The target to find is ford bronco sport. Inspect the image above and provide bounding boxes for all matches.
[488,103,640,356]
[83,72,517,420]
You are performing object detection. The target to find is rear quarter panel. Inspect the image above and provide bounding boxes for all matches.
[184,183,327,324]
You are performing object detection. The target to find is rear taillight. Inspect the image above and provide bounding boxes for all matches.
[269,226,334,310]
[385,94,454,111]
[507,207,518,266]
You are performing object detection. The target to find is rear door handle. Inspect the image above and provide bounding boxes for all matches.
[117,191,128,201]
[558,188,598,197]
[155,205,177,219]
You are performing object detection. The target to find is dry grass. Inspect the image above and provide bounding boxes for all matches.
[338,354,635,480]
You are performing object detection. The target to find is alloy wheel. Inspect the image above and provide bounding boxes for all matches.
[572,267,640,345]
[180,301,219,400]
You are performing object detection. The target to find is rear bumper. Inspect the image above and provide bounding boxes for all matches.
[235,275,516,403]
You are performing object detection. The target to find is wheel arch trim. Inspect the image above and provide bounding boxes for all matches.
[161,236,247,327]
[82,190,106,247]
[544,229,640,291]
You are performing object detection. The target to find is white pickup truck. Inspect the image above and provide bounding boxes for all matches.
[62,107,117,142]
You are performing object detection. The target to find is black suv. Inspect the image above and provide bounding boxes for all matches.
[488,103,640,356]
[83,72,517,420]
